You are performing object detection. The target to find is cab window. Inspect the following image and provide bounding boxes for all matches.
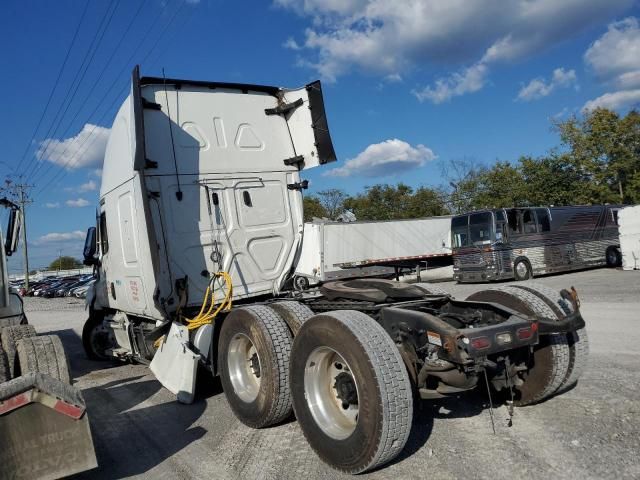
[99,211,109,255]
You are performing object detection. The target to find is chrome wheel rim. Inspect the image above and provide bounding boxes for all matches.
[516,262,529,278]
[228,333,261,403]
[304,347,359,440]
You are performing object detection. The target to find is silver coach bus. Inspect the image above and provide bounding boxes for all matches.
[451,205,621,282]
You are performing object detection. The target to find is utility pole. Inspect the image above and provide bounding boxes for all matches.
[16,183,34,290]
[1,179,34,290]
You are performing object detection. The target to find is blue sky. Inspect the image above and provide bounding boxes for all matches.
[1,0,640,271]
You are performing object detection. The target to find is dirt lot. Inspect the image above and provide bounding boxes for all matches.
[25,268,640,480]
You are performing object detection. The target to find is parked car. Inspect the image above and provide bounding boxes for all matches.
[74,279,96,298]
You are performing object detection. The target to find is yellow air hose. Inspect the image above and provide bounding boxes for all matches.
[154,272,233,348]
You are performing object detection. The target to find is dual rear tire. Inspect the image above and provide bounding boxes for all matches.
[218,303,413,473]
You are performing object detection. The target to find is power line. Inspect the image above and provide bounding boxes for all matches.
[34,0,192,199]
[15,1,90,177]
[30,0,148,186]
[24,0,121,181]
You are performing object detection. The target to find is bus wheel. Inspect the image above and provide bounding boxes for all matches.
[513,258,532,281]
[605,246,621,267]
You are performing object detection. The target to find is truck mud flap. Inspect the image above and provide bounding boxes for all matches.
[0,373,97,480]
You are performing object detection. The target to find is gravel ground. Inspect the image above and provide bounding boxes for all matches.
[23,268,640,480]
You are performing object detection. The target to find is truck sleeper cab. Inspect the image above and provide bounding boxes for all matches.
[83,68,589,474]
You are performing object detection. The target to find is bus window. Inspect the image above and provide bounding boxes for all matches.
[451,215,469,248]
[522,209,537,234]
[469,212,492,246]
[506,209,519,234]
[535,208,551,232]
[611,208,620,225]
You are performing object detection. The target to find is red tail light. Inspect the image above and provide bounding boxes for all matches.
[470,336,490,349]
[517,325,537,340]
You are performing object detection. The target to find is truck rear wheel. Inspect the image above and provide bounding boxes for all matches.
[0,348,10,382]
[1,324,37,378]
[511,283,589,393]
[466,286,570,405]
[290,310,413,474]
[16,335,71,384]
[218,305,293,428]
[268,301,314,336]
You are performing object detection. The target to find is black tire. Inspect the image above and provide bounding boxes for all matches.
[1,324,37,378]
[290,310,413,474]
[412,282,451,297]
[605,246,622,267]
[511,283,589,393]
[268,301,314,336]
[16,335,71,384]
[218,305,293,428]
[513,258,532,281]
[0,348,10,383]
[82,314,112,361]
[466,286,571,406]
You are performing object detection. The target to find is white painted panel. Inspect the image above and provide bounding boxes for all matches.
[620,205,640,270]
[142,87,297,175]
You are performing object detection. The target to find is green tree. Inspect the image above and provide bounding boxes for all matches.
[344,183,448,220]
[303,195,328,221]
[48,256,82,270]
[317,189,348,219]
[554,108,640,203]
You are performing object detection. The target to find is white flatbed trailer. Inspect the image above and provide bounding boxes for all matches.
[294,217,452,287]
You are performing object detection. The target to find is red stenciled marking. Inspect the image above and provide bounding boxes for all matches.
[53,400,85,419]
[0,391,31,415]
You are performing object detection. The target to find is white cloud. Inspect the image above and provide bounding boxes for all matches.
[583,17,640,111]
[279,0,632,87]
[283,37,302,50]
[324,138,436,177]
[89,168,102,178]
[37,123,110,170]
[44,202,60,209]
[517,67,577,101]
[383,73,403,83]
[36,230,86,245]
[582,89,640,111]
[413,62,488,104]
[65,198,90,208]
[584,17,640,88]
[64,180,97,194]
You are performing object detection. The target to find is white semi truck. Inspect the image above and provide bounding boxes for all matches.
[82,67,589,474]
